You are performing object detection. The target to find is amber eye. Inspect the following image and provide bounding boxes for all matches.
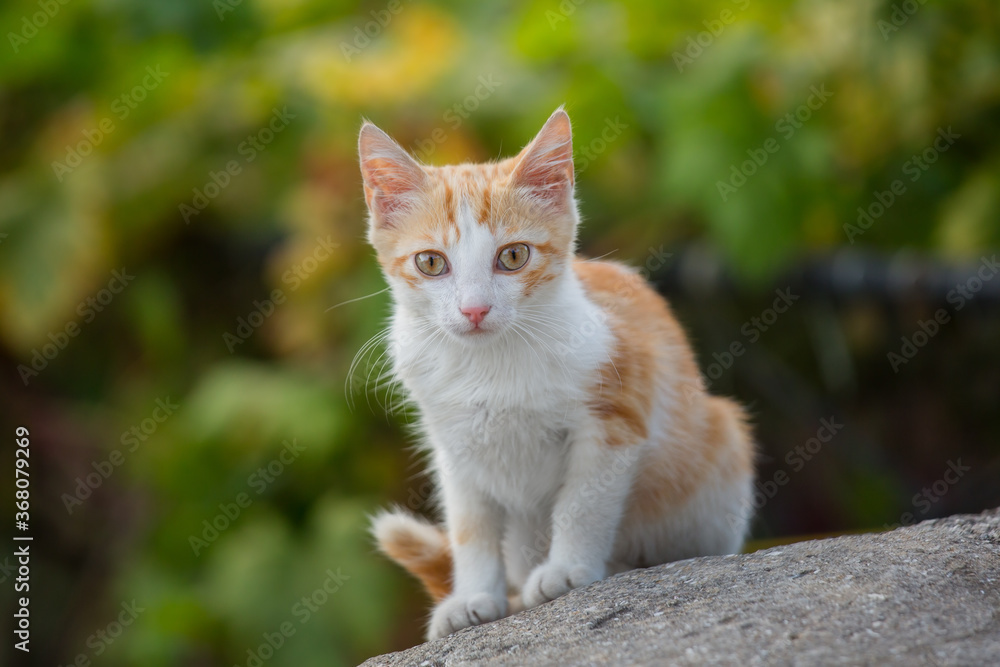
[415,251,448,276]
[497,243,530,271]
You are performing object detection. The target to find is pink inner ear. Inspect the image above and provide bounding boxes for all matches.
[359,123,427,223]
[513,110,575,206]
[363,158,420,215]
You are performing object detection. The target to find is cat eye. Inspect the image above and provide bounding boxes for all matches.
[415,251,449,276]
[497,243,530,272]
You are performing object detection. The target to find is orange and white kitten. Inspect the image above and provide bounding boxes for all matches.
[361,109,755,640]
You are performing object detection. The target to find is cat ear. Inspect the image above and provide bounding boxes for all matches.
[512,108,575,212]
[359,121,427,227]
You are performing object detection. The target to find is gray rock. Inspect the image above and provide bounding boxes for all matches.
[362,509,1000,666]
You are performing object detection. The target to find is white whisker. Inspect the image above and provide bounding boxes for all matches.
[326,286,390,312]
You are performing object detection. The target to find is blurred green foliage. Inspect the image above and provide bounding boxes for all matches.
[0,0,998,665]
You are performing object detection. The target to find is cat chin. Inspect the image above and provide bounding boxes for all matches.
[447,326,502,344]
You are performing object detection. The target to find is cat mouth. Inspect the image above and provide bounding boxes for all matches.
[454,323,497,339]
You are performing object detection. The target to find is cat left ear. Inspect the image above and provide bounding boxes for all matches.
[359,121,427,228]
[512,107,575,212]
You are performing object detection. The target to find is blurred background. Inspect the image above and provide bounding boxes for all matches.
[1,0,998,664]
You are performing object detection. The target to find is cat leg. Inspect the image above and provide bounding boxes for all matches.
[503,510,550,590]
[427,472,507,640]
[618,396,755,565]
[637,472,754,563]
[522,421,641,608]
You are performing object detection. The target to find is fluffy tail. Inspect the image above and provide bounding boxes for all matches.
[372,509,452,602]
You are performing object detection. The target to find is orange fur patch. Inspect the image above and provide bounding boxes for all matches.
[443,182,455,226]
[479,183,493,225]
[519,255,557,298]
[576,261,661,446]
[574,260,755,520]
[378,519,453,602]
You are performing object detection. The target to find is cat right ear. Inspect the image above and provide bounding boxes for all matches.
[359,122,427,228]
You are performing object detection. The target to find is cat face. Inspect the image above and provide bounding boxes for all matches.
[359,109,578,342]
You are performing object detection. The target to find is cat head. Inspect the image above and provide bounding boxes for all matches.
[359,108,578,343]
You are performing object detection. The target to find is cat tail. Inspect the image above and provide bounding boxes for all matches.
[371,508,452,602]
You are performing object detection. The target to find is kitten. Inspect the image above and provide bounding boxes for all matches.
[360,108,755,641]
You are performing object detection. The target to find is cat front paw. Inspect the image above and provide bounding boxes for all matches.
[522,560,605,608]
[427,592,507,640]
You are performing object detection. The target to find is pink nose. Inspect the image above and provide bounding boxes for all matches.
[461,305,491,327]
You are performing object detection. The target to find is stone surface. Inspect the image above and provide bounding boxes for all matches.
[362,509,1000,666]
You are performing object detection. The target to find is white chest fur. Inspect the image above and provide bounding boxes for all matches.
[389,274,612,511]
